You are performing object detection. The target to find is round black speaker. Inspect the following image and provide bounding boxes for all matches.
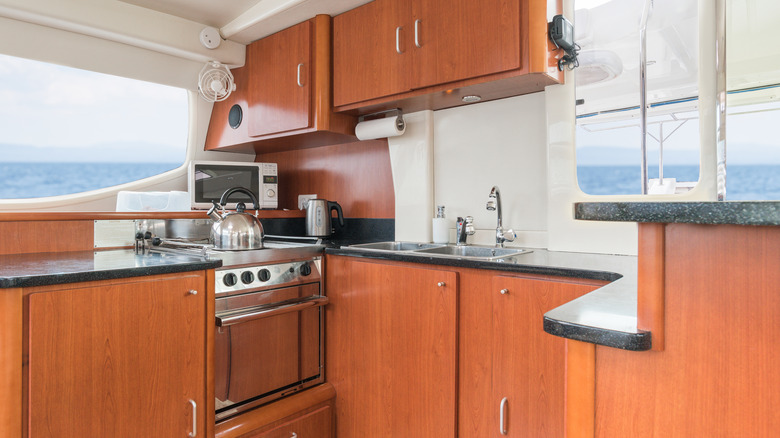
[228,104,243,129]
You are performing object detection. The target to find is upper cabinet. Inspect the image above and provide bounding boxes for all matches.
[205,15,356,154]
[333,0,562,112]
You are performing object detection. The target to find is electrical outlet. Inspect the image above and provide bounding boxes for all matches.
[298,194,317,210]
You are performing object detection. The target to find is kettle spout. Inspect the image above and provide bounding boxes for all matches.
[207,200,224,222]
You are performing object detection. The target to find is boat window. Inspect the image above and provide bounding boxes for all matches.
[574,0,700,196]
[0,53,188,199]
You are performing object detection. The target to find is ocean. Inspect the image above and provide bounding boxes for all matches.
[0,162,181,199]
[578,164,780,200]
[0,162,777,201]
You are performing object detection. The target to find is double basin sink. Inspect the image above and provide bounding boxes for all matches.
[347,241,530,261]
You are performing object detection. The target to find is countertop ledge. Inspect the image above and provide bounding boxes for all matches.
[327,246,651,351]
[0,250,222,289]
[575,201,780,226]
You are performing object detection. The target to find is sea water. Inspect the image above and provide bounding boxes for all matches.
[0,162,181,199]
[577,164,780,200]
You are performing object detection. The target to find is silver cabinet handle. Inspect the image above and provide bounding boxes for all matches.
[414,19,422,48]
[297,63,304,87]
[437,282,446,287]
[188,289,198,295]
[500,288,509,295]
[290,434,297,438]
[396,26,404,54]
[188,399,197,437]
[499,397,508,435]
[215,295,328,327]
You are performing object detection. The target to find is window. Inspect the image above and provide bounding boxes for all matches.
[0,53,188,199]
[575,0,780,200]
[575,0,700,196]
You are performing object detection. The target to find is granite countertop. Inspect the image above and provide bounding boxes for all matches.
[326,246,650,351]
[0,250,222,289]
[576,201,780,225]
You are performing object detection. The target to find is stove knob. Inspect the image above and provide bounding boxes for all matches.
[223,273,238,287]
[241,271,255,284]
[258,269,271,282]
[300,263,312,276]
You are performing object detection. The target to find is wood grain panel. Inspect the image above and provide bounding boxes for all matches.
[215,384,335,438]
[0,221,93,255]
[637,223,665,350]
[565,340,595,438]
[594,224,780,437]
[0,288,22,438]
[325,255,458,438]
[27,273,207,438]
[413,0,521,89]
[244,406,331,438]
[256,140,394,218]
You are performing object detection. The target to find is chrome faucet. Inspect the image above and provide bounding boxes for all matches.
[455,216,475,246]
[486,186,515,247]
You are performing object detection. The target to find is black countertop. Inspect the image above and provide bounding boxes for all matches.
[575,201,780,225]
[326,246,650,351]
[0,250,222,289]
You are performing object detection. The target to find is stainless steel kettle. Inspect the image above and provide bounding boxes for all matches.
[208,187,264,250]
[305,199,344,237]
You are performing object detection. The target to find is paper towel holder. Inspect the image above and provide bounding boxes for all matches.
[358,108,405,132]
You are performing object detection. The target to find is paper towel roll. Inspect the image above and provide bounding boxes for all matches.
[355,116,406,140]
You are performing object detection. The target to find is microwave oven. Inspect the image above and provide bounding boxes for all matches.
[188,161,278,210]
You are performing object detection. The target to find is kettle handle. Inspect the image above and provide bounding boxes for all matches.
[219,187,260,211]
[328,201,345,227]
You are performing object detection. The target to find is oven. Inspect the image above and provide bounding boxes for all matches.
[214,259,326,421]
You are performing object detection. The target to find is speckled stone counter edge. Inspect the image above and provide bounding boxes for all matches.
[543,317,651,351]
[575,201,780,226]
[0,257,222,289]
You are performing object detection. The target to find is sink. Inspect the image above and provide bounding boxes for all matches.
[346,241,530,261]
[414,245,529,260]
[348,241,446,252]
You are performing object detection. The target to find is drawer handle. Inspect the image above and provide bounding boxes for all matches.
[215,295,329,327]
[188,289,198,295]
[437,281,446,287]
[500,288,509,295]
[297,63,304,87]
[500,397,508,435]
[414,19,422,48]
[188,399,197,437]
[396,26,404,54]
[290,433,297,438]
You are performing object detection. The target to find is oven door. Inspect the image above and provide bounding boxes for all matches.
[214,282,326,421]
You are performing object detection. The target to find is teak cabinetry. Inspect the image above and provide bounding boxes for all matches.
[325,256,458,438]
[325,255,602,438]
[333,0,562,112]
[205,15,355,154]
[24,272,214,438]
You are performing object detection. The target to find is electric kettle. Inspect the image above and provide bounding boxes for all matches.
[305,199,344,237]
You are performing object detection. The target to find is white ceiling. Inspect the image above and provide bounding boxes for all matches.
[119,0,371,44]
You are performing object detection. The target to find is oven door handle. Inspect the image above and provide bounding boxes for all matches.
[215,295,329,327]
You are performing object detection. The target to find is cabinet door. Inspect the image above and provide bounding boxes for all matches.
[247,406,332,438]
[412,0,521,89]
[333,0,411,106]
[490,276,596,437]
[28,274,207,438]
[325,257,458,438]
[247,20,311,137]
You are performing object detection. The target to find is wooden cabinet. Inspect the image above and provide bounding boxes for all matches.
[333,0,561,112]
[25,272,213,438]
[245,406,331,438]
[205,15,356,154]
[325,256,458,438]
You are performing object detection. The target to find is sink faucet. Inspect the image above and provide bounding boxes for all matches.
[486,186,515,247]
[455,216,475,246]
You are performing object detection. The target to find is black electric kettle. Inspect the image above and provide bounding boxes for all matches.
[305,199,344,237]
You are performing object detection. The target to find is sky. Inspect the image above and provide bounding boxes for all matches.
[0,53,188,152]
